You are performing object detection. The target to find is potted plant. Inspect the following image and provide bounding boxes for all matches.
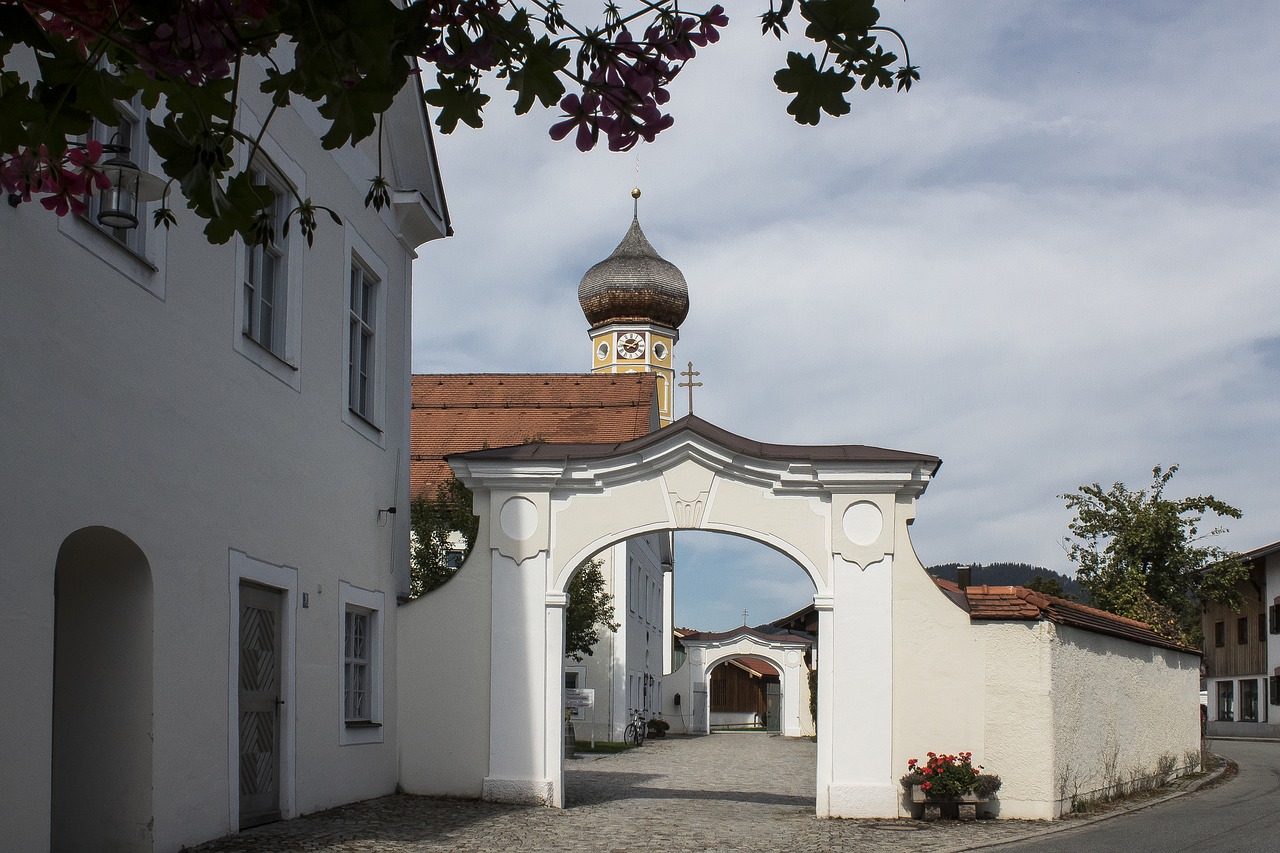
[647,717,670,738]
[900,752,1001,820]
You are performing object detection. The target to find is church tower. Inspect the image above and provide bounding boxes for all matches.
[578,190,689,426]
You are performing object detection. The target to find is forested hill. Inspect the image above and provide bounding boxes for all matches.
[926,563,1085,601]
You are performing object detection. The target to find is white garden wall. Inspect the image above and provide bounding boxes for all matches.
[397,507,494,798]
[1048,624,1201,814]
[889,526,987,816]
[976,619,1200,819]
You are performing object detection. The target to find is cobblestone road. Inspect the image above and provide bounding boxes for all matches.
[191,734,1055,853]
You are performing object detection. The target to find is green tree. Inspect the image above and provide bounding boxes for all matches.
[565,558,619,661]
[1,1,915,243]
[1061,465,1247,646]
[409,478,619,659]
[1024,574,1071,600]
[408,475,478,598]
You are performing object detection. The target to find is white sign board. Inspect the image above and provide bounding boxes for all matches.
[565,688,594,709]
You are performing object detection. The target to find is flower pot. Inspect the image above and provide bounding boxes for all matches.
[911,786,989,821]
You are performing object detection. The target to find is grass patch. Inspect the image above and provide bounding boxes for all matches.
[574,740,635,753]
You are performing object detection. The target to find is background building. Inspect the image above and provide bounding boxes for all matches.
[1203,540,1280,737]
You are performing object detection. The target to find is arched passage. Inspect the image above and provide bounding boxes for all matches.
[682,630,812,737]
[51,526,153,852]
[447,415,939,817]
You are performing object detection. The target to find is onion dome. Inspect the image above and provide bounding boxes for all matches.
[579,200,689,330]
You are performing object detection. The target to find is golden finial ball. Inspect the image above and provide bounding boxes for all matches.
[631,187,642,199]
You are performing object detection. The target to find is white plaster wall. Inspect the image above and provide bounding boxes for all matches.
[1,65,433,851]
[573,543,624,742]
[661,657,695,734]
[976,621,1057,819]
[1048,624,1201,815]
[889,519,986,816]
[396,511,493,797]
[625,534,667,721]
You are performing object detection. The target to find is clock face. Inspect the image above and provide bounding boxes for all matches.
[617,332,646,359]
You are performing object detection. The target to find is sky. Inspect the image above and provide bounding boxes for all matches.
[412,1,1280,632]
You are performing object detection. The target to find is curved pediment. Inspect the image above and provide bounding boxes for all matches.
[448,415,940,497]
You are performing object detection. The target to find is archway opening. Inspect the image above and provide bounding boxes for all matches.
[560,528,817,811]
[707,656,780,732]
[51,526,153,853]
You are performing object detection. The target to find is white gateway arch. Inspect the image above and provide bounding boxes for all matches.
[444,415,939,817]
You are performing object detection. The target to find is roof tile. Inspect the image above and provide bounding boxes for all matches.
[411,373,657,497]
[933,578,1198,654]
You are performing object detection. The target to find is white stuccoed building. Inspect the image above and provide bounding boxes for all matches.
[1,51,449,852]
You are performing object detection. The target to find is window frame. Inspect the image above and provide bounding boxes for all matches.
[341,227,389,443]
[1216,680,1234,722]
[241,161,291,359]
[231,106,306,390]
[89,94,148,254]
[57,93,167,296]
[343,607,372,722]
[338,581,384,745]
[1238,616,1249,646]
[1240,679,1260,723]
[347,259,377,420]
[1214,621,1225,648]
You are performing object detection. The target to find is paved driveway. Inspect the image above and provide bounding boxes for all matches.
[191,734,1050,852]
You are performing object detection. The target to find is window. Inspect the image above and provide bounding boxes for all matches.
[1238,616,1249,645]
[344,608,371,721]
[1217,681,1234,721]
[347,260,377,419]
[1241,679,1259,722]
[242,163,290,358]
[231,111,305,388]
[89,95,148,254]
[1261,613,1268,644]
[1214,621,1225,648]
[338,582,383,744]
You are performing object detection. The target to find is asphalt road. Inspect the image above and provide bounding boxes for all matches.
[986,739,1280,853]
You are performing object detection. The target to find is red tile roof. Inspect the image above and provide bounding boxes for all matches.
[679,625,812,646]
[411,373,657,498]
[730,658,780,677]
[933,578,1198,654]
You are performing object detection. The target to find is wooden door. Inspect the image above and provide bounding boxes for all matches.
[765,682,781,732]
[238,583,282,828]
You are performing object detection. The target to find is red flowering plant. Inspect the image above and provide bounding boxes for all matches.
[900,752,1001,800]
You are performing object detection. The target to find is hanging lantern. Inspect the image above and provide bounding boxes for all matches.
[96,151,143,229]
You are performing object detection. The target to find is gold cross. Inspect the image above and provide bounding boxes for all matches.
[678,361,702,416]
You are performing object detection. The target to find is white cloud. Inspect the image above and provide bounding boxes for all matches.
[414,1,1280,615]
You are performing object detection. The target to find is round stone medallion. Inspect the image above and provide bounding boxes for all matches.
[499,496,539,541]
[842,501,883,546]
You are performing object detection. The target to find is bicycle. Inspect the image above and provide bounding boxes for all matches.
[624,709,646,747]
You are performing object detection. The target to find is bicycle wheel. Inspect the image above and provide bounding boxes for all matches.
[624,722,640,746]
